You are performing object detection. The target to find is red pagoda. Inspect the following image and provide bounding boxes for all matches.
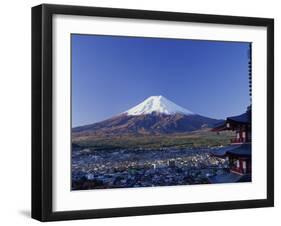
[211,106,251,178]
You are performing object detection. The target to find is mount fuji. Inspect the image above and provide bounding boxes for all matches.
[73,96,223,136]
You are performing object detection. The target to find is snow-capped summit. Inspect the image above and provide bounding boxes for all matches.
[125,95,194,116]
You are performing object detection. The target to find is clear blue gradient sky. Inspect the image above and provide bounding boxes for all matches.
[72,34,250,127]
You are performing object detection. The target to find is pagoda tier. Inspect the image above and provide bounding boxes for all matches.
[211,143,251,175]
[212,106,251,144]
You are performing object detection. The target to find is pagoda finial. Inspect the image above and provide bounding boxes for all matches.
[248,43,252,104]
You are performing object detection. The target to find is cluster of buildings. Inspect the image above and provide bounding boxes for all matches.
[72,148,228,190]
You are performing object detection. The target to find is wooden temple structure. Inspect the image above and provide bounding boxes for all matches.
[209,107,252,183]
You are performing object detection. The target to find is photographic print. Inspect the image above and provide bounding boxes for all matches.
[71,34,252,190]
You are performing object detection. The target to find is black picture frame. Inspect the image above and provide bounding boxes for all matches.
[32,4,274,222]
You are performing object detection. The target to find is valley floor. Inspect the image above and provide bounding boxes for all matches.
[71,146,251,190]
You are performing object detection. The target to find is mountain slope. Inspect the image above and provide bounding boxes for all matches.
[72,113,222,137]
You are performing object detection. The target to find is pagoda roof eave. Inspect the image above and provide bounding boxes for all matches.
[226,110,251,125]
[211,143,251,158]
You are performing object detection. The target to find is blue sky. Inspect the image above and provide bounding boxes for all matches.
[72,34,250,127]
